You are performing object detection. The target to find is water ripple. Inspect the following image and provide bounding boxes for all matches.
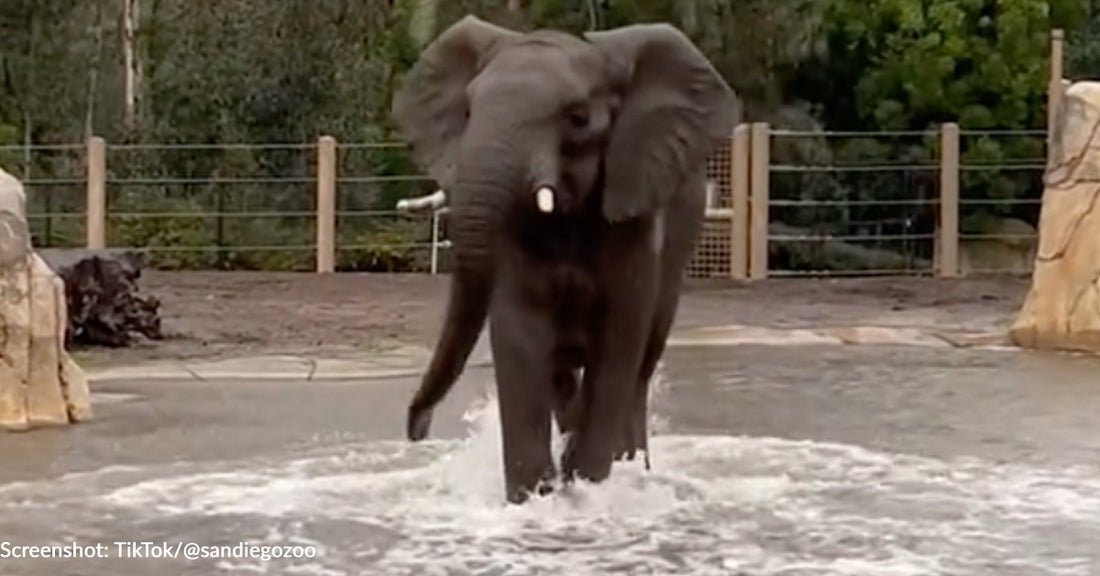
[1,393,1099,576]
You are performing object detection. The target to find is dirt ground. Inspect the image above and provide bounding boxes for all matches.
[74,270,1033,368]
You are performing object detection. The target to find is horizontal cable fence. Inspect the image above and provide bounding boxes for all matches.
[0,124,1050,278]
[0,144,88,248]
[336,141,439,273]
[103,141,321,271]
[766,129,941,277]
[955,129,1046,276]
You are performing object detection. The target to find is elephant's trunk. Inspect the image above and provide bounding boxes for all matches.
[407,136,525,434]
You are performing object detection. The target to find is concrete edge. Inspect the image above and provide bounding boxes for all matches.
[85,325,1016,383]
[665,324,1014,350]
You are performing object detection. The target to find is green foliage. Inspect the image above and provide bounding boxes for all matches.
[811,0,1072,224]
[0,0,1088,272]
[0,123,16,145]
[1066,2,1100,78]
[337,216,433,273]
[824,0,1056,131]
[406,0,441,49]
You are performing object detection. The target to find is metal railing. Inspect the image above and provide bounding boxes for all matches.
[0,124,1050,278]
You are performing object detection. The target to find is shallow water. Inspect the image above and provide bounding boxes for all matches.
[2,345,1100,575]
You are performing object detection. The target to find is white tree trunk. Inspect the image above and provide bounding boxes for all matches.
[85,0,105,140]
[123,0,140,131]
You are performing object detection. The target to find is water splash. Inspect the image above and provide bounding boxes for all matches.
[2,388,1100,575]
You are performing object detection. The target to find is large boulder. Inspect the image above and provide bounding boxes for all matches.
[1011,81,1100,352]
[0,168,92,431]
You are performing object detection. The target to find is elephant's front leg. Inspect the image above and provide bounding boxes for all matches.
[489,279,558,504]
[562,226,659,484]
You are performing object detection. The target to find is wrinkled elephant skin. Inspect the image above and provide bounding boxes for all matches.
[390,15,737,504]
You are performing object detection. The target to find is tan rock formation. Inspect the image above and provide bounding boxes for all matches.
[1011,81,1100,352]
[0,168,92,431]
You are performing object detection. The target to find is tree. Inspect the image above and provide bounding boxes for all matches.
[809,0,1084,228]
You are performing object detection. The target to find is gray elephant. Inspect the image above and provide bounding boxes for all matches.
[392,15,736,504]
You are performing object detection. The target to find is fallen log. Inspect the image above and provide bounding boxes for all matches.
[37,248,164,348]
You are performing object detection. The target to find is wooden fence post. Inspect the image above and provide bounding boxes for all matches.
[316,135,337,274]
[1048,28,1065,147]
[85,136,106,249]
[730,123,750,279]
[939,123,960,278]
[749,122,770,280]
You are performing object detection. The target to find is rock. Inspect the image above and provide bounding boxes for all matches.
[0,167,92,431]
[1010,81,1100,352]
[38,248,163,347]
[959,217,1037,276]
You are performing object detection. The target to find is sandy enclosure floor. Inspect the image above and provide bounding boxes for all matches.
[74,271,1032,367]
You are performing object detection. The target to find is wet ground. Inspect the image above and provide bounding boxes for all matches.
[86,271,1026,367]
[3,343,1100,575]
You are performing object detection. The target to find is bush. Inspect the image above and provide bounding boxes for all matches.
[336,216,433,272]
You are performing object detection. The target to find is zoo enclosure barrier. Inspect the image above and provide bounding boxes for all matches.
[1,121,1046,279]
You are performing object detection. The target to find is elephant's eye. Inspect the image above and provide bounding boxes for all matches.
[566,107,589,129]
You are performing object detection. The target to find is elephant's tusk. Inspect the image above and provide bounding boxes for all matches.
[396,189,448,213]
[535,186,555,213]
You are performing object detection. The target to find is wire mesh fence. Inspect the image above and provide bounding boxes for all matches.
[686,135,737,279]
[0,125,1051,277]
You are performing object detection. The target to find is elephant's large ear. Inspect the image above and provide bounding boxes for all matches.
[391,15,520,189]
[585,24,736,222]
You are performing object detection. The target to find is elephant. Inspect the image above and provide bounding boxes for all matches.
[391,14,737,504]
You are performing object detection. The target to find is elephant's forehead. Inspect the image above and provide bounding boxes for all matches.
[480,41,606,94]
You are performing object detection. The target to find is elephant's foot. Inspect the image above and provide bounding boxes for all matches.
[612,444,651,471]
[612,429,639,462]
[612,401,649,469]
[505,459,558,505]
[561,432,614,485]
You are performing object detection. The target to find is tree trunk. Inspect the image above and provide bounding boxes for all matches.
[22,8,39,184]
[123,0,140,133]
[85,0,105,140]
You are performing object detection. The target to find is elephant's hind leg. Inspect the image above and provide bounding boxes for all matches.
[489,284,558,504]
[613,176,707,469]
[613,295,677,470]
[551,367,581,435]
[562,223,660,485]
